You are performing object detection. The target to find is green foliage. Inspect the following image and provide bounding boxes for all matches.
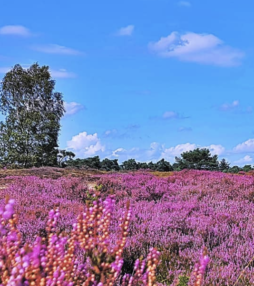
[101,158,120,171]
[242,164,253,172]
[63,152,250,174]
[94,184,103,192]
[154,158,173,171]
[219,158,230,172]
[148,161,156,170]
[85,186,101,206]
[155,248,191,285]
[66,156,102,169]
[121,159,138,170]
[177,275,189,286]
[174,148,219,171]
[228,165,241,174]
[57,149,75,167]
[137,162,149,169]
[155,249,173,285]
[0,63,64,167]
[172,163,182,171]
[222,164,254,174]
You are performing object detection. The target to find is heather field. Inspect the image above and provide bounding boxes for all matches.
[1,168,254,285]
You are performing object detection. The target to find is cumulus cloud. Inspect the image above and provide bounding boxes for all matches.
[149,31,244,66]
[178,1,191,7]
[234,139,254,153]
[204,144,225,156]
[146,142,163,159]
[50,69,76,79]
[234,155,253,165]
[111,147,141,161]
[64,102,85,115]
[106,141,226,164]
[117,25,134,36]
[162,143,197,159]
[32,44,83,55]
[161,143,224,160]
[0,25,31,37]
[67,132,105,157]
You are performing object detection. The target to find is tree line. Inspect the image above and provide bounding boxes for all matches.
[62,149,254,174]
[0,63,252,174]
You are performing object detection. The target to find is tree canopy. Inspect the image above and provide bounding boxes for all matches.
[174,148,219,170]
[0,63,65,167]
[62,154,253,174]
[101,158,120,171]
[57,150,75,167]
[219,158,230,172]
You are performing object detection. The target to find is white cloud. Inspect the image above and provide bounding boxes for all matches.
[161,143,225,160]
[110,143,162,162]
[111,147,141,161]
[64,102,85,115]
[104,129,118,136]
[0,25,31,37]
[234,155,253,165]
[232,100,239,106]
[178,1,191,7]
[117,25,134,36]
[67,132,105,157]
[32,44,83,55]
[105,142,226,164]
[112,148,126,157]
[151,111,188,120]
[146,142,163,158]
[149,31,244,66]
[50,69,76,79]
[163,111,179,119]
[162,143,197,159]
[205,144,225,156]
[234,139,254,153]
[220,100,239,111]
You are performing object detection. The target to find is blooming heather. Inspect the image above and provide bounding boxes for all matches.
[97,170,254,285]
[0,170,252,284]
[0,197,161,285]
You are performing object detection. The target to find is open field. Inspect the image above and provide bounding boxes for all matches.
[1,167,254,285]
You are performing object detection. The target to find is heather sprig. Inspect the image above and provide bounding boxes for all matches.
[0,198,160,286]
[190,247,210,286]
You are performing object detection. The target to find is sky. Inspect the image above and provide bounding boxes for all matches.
[0,0,254,166]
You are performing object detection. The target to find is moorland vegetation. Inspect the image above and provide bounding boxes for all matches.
[0,64,253,285]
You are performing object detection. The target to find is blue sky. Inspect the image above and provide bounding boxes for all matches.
[0,0,254,166]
